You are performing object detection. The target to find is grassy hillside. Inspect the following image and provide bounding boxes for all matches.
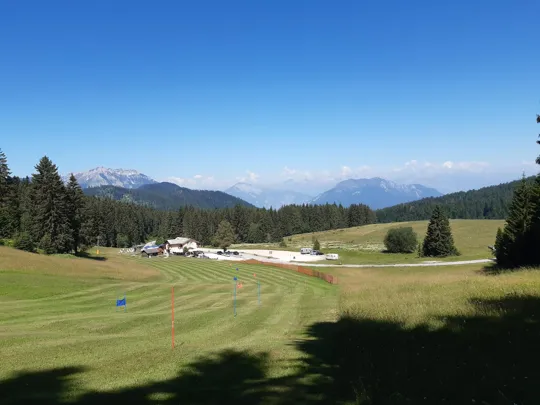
[2,246,540,403]
[84,182,255,210]
[0,247,337,404]
[234,219,504,264]
[312,263,540,403]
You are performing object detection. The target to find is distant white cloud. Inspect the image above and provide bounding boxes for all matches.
[236,170,260,183]
[163,160,538,195]
[277,160,536,194]
[165,174,220,190]
[393,160,490,174]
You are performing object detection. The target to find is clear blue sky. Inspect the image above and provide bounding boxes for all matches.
[1,0,539,191]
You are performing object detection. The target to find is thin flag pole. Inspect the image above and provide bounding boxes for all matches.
[171,286,175,349]
[124,293,127,312]
[234,278,237,317]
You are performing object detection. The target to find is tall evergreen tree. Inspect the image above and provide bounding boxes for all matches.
[0,149,9,196]
[65,174,86,253]
[212,219,236,250]
[422,205,458,257]
[0,149,12,237]
[523,114,540,265]
[495,113,540,269]
[30,156,72,253]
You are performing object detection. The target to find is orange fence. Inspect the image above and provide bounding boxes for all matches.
[243,260,338,285]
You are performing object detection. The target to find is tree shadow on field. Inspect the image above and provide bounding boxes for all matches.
[480,261,530,276]
[75,251,107,261]
[1,351,291,405]
[0,366,85,405]
[296,294,540,405]
[3,296,540,405]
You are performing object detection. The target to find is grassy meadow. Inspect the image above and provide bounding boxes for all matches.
[0,246,337,404]
[2,237,540,404]
[233,219,504,264]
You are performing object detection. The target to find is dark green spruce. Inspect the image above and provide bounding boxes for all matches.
[29,156,73,254]
[65,174,86,253]
[495,114,540,268]
[422,205,459,257]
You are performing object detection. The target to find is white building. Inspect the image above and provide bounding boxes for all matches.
[166,237,199,254]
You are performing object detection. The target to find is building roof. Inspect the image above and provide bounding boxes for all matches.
[166,237,196,245]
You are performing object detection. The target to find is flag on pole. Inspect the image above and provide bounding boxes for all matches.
[116,294,126,311]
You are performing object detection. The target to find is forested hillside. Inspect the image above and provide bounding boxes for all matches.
[376,176,536,223]
[84,182,254,210]
[0,151,376,251]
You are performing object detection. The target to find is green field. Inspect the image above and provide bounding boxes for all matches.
[233,219,504,264]
[2,241,540,404]
[0,246,337,404]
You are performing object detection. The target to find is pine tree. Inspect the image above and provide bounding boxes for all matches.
[0,149,9,197]
[521,114,540,265]
[0,149,12,237]
[65,174,86,253]
[30,156,72,253]
[495,175,535,267]
[422,205,458,257]
[232,204,250,242]
[212,220,236,250]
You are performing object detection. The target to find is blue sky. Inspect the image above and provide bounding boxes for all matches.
[1,0,539,194]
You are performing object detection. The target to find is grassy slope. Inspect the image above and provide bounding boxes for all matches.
[3,245,540,404]
[310,263,540,404]
[0,247,337,404]
[233,219,504,264]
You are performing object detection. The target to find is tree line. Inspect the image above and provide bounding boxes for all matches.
[0,151,377,253]
[375,176,535,223]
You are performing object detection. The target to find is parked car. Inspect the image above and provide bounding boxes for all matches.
[217,251,223,255]
[233,251,239,255]
[311,250,324,256]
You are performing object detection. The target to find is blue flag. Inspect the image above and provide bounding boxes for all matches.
[116,298,126,306]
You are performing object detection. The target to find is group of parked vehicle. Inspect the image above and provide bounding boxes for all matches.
[216,250,240,256]
[299,247,339,260]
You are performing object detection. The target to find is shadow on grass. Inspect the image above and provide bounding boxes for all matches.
[0,367,86,405]
[481,261,524,275]
[75,251,107,261]
[297,295,540,405]
[3,296,540,404]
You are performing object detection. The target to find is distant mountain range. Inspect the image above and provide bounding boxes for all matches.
[68,167,444,210]
[224,182,312,208]
[65,167,156,189]
[311,178,443,209]
[84,182,254,210]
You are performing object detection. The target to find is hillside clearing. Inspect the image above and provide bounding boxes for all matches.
[0,247,337,404]
[233,219,503,264]
[2,246,540,404]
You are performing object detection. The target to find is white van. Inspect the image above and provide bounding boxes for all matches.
[326,253,339,260]
[300,247,312,254]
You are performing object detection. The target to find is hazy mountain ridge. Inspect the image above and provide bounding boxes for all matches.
[84,182,255,210]
[224,182,313,208]
[311,177,443,209]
